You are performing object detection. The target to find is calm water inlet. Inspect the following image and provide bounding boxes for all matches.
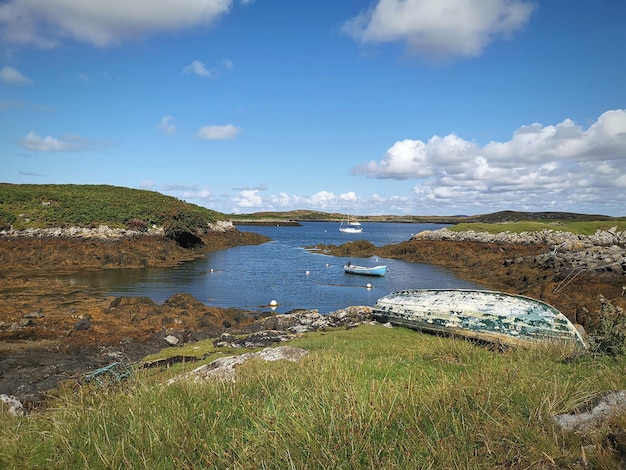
[68,222,482,314]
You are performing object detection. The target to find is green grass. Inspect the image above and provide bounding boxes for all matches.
[2,326,625,469]
[448,219,626,236]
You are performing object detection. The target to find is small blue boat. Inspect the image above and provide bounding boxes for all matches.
[344,262,387,276]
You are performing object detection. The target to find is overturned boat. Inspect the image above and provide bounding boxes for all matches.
[373,289,586,348]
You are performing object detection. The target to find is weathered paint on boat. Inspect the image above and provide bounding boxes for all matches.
[372,289,587,348]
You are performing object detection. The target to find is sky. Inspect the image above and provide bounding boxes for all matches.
[1,0,625,217]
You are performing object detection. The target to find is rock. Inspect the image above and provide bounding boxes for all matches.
[412,227,626,250]
[18,318,34,327]
[553,390,626,433]
[73,317,91,331]
[411,227,626,277]
[213,330,297,348]
[22,311,44,319]
[0,394,24,417]
[167,346,309,384]
[164,335,180,346]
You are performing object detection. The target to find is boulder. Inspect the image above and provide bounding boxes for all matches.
[553,390,626,433]
[0,394,25,417]
[167,346,308,384]
[164,335,180,346]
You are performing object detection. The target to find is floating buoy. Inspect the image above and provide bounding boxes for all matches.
[366,283,373,289]
[305,270,310,276]
[210,268,214,273]
[270,299,278,306]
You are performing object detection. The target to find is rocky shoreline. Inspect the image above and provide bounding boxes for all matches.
[1,225,625,410]
[412,226,626,277]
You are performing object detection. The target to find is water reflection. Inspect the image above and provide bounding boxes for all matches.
[57,222,482,313]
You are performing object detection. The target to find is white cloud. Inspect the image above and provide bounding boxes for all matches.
[352,109,626,214]
[310,191,337,208]
[183,189,213,199]
[183,59,234,77]
[0,0,235,47]
[157,116,176,135]
[343,0,536,61]
[183,60,212,77]
[339,191,358,202]
[197,124,241,140]
[19,131,84,152]
[229,190,359,212]
[234,189,263,208]
[268,192,292,207]
[0,66,32,85]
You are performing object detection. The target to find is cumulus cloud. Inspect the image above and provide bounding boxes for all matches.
[234,189,263,208]
[0,0,237,48]
[309,191,338,208]
[157,116,176,135]
[0,66,32,85]
[197,124,241,140]
[19,131,85,152]
[343,0,536,61]
[339,191,358,202]
[352,109,626,213]
[228,190,368,212]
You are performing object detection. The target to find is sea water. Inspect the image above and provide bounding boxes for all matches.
[68,222,481,314]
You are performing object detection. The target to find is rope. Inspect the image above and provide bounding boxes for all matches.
[552,267,588,295]
[552,260,624,295]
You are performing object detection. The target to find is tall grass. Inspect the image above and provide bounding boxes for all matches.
[1,326,625,469]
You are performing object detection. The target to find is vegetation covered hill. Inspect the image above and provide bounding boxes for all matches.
[1,184,623,236]
[231,209,624,225]
[0,183,224,236]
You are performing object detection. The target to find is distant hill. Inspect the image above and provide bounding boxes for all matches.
[1,184,619,232]
[464,210,615,223]
[230,209,618,224]
[0,184,225,239]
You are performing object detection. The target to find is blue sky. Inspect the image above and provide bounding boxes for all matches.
[1,0,625,217]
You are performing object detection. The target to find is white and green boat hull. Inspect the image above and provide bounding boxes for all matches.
[373,289,587,348]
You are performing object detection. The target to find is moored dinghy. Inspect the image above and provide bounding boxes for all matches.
[373,289,586,348]
[344,262,387,276]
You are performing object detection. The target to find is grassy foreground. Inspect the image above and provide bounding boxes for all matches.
[2,325,625,469]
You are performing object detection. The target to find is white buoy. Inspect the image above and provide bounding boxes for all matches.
[366,283,373,289]
[270,299,278,306]
[305,270,310,276]
[210,268,214,272]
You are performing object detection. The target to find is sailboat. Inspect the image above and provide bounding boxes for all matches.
[339,213,363,233]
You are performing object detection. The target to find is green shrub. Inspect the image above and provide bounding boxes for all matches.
[589,297,626,357]
[0,183,221,230]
